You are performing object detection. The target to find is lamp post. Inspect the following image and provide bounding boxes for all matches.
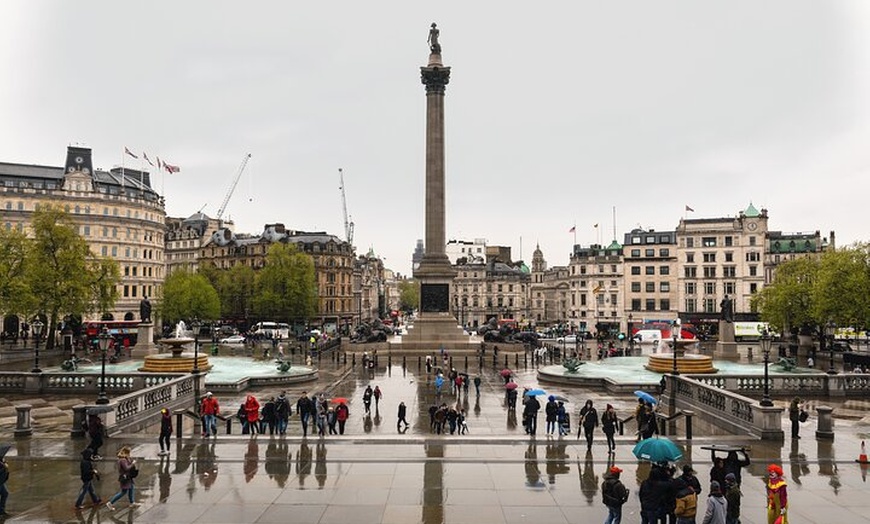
[191,318,202,415]
[826,321,837,375]
[628,313,634,356]
[96,326,111,404]
[31,318,44,373]
[759,329,773,406]
[671,327,680,375]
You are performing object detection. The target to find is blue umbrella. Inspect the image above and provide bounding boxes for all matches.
[524,388,547,397]
[634,390,658,405]
[434,375,444,389]
[632,437,683,463]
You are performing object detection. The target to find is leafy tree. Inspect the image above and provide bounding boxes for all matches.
[398,279,420,313]
[159,270,220,326]
[25,205,120,348]
[0,227,34,316]
[752,256,817,334]
[217,263,256,321]
[252,243,317,323]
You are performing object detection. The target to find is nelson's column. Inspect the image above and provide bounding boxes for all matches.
[401,23,475,353]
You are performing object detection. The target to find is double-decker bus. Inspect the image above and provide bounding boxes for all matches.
[84,320,139,351]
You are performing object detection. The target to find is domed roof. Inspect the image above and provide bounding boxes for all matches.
[744,202,760,217]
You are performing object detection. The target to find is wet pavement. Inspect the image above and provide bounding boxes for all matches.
[2,360,870,523]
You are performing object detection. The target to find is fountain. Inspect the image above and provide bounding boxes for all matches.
[645,336,716,374]
[139,320,212,372]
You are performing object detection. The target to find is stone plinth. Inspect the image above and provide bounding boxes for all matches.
[715,321,738,358]
[815,405,835,440]
[391,313,480,355]
[131,322,158,358]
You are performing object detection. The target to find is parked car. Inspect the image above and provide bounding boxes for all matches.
[556,334,578,345]
[219,334,246,345]
[831,341,853,352]
[513,331,540,346]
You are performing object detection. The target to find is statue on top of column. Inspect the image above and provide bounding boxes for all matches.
[428,23,441,54]
[140,296,152,323]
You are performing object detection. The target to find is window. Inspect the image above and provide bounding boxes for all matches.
[645,299,656,311]
[631,266,641,275]
[83,225,90,236]
[611,265,617,273]
[645,249,655,257]
[660,266,670,275]
[750,283,758,294]
[631,236,641,244]
[646,236,655,243]
[703,298,716,313]
[111,246,117,257]
[645,282,655,293]
[724,236,733,247]
[685,282,696,295]
[123,285,129,297]
[703,253,716,263]
[704,282,715,294]
[631,282,641,292]
[580,294,587,306]
[645,266,655,275]
[659,282,669,292]
[685,298,697,313]
[703,266,716,278]
[723,266,736,278]
[749,265,757,277]
[659,248,670,257]
[631,249,641,257]
[660,299,670,311]
[631,299,642,311]
[702,237,716,247]
[686,253,695,263]
[749,236,757,246]
[101,246,107,256]
[686,238,694,248]
[724,282,736,295]
[685,266,697,278]
[725,252,733,262]
[746,252,760,262]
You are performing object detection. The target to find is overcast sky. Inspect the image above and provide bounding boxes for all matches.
[2,1,868,275]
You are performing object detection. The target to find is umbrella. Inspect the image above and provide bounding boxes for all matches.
[634,390,658,405]
[0,444,11,460]
[632,437,683,463]
[524,388,547,397]
[505,382,518,390]
[551,395,570,403]
[500,369,513,378]
[434,375,444,388]
[331,397,348,404]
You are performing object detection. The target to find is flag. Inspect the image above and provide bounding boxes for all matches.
[163,161,180,173]
[124,147,138,159]
[156,157,163,170]
[142,152,154,166]
[593,284,603,294]
[568,226,576,233]
[685,205,695,212]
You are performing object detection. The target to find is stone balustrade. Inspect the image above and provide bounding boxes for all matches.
[0,371,183,395]
[687,372,870,398]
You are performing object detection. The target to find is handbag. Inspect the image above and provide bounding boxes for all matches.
[799,409,809,423]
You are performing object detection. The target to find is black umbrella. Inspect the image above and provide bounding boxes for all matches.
[0,444,12,460]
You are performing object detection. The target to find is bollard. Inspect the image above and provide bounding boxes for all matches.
[617,419,624,436]
[524,353,528,367]
[449,356,453,369]
[683,410,694,439]
[464,355,468,369]
[352,353,356,367]
[515,354,519,368]
[388,354,392,367]
[403,356,407,369]
[343,352,347,364]
[226,417,233,435]
[418,356,422,369]
[71,406,88,438]
[816,406,835,440]
[175,412,184,439]
[504,355,509,368]
[14,405,32,438]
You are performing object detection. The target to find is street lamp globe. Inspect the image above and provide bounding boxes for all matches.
[671,328,680,376]
[30,318,45,373]
[759,329,773,407]
[96,326,111,404]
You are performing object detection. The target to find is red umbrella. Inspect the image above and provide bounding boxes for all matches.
[500,369,513,378]
[505,382,518,390]
[331,397,348,404]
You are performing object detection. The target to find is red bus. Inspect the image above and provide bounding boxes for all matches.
[84,320,139,351]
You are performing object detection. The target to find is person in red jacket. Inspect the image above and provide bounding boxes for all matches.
[244,395,261,435]
[335,402,350,435]
[200,392,220,437]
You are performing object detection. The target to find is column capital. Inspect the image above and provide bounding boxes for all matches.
[421,66,451,94]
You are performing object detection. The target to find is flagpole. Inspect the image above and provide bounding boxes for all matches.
[573,222,577,246]
[612,206,616,243]
[120,147,125,192]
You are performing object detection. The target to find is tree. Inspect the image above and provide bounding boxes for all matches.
[218,263,256,322]
[159,270,220,326]
[0,227,33,317]
[24,205,120,348]
[252,243,317,323]
[752,256,818,335]
[398,279,420,313]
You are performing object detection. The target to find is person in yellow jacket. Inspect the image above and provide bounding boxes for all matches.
[766,463,788,524]
[673,477,698,524]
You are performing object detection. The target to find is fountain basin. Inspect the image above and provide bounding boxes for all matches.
[646,353,716,374]
[140,352,212,372]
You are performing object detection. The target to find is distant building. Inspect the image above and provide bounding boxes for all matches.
[623,228,678,328]
[452,246,530,328]
[764,230,832,284]
[568,242,624,335]
[165,212,232,275]
[446,238,486,264]
[411,239,424,271]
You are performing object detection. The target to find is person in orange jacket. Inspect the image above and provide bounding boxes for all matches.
[200,392,220,437]
[244,395,261,435]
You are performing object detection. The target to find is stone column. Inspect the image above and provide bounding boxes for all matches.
[815,405,834,440]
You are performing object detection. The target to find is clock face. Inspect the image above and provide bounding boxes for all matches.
[747,222,758,231]
[75,156,83,164]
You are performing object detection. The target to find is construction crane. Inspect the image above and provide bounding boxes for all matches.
[338,168,354,245]
[216,153,252,221]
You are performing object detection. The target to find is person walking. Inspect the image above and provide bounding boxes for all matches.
[315,395,328,436]
[397,401,409,430]
[335,401,349,435]
[297,392,313,437]
[275,391,291,435]
[200,392,220,437]
[601,465,629,524]
[523,394,541,435]
[673,477,698,524]
[766,464,788,524]
[244,395,261,436]
[473,375,481,397]
[578,400,599,451]
[75,448,102,509]
[680,465,702,497]
[639,464,672,524]
[545,396,559,435]
[106,446,138,511]
[556,401,569,436]
[326,406,338,435]
[362,385,373,414]
[373,386,382,411]
[262,397,277,435]
[788,397,802,439]
[601,404,618,454]
[158,408,172,456]
[87,413,105,459]
[701,481,727,524]
[724,473,741,524]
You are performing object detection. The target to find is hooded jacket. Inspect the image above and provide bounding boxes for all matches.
[701,493,727,524]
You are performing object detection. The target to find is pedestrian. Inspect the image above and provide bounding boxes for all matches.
[710,457,727,488]
[105,446,138,511]
[315,395,328,436]
[788,397,802,439]
[545,396,559,435]
[262,397,277,435]
[434,374,444,395]
[244,395,261,436]
[0,453,7,516]
[447,406,459,434]
[556,401,569,436]
[75,447,102,509]
[634,398,646,441]
[200,392,220,437]
[523,393,541,435]
[236,403,248,433]
[639,463,672,524]
[275,391,291,435]
[673,477,698,524]
[297,392,313,437]
[601,404,618,453]
[459,409,468,434]
[373,385,382,410]
[680,465,702,497]
[473,375,481,397]
[86,413,105,459]
[462,375,469,396]
[508,387,518,410]
[601,465,629,524]
[397,401,409,430]
[327,406,338,435]
[807,356,814,368]
[158,408,172,456]
[434,404,446,434]
[701,481,727,524]
[363,385,373,414]
[724,473,741,524]
[428,404,437,430]
[335,401,349,435]
[766,464,788,524]
[425,355,433,374]
[640,403,658,440]
[578,400,599,451]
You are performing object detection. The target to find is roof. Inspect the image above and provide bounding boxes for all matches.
[744,202,760,217]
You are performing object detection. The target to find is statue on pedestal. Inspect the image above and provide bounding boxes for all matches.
[140,296,152,323]
[428,23,441,54]
[720,295,734,323]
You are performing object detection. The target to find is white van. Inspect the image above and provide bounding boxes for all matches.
[252,321,291,339]
[633,329,662,344]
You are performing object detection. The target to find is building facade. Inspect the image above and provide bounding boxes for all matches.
[0,146,165,323]
[451,257,531,329]
[165,212,232,275]
[623,228,678,328]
